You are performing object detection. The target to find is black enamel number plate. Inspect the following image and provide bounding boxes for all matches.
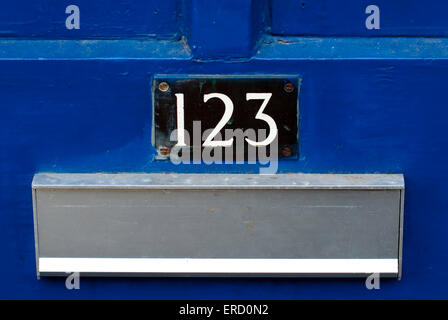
[153,75,299,160]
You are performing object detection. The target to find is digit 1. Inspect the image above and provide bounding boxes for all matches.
[175,93,186,147]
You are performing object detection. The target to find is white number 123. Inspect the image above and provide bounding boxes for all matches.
[175,92,278,147]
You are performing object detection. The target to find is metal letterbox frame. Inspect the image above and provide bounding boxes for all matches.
[32,173,404,278]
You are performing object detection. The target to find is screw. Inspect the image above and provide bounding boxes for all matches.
[158,82,169,92]
[158,146,170,156]
[284,82,294,93]
[281,146,292,157]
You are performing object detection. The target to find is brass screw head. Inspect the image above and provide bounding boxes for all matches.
[158,146,170,156]
[158,82,170,92]
[281,146,292,157]
[284,82,294,93]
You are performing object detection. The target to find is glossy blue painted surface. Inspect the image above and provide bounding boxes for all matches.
[0,0,448,299]
[272,0,448,36]
[0,0,179,39]
[188,0,269,59]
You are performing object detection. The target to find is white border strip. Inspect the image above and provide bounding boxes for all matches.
[39,258,398,274]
